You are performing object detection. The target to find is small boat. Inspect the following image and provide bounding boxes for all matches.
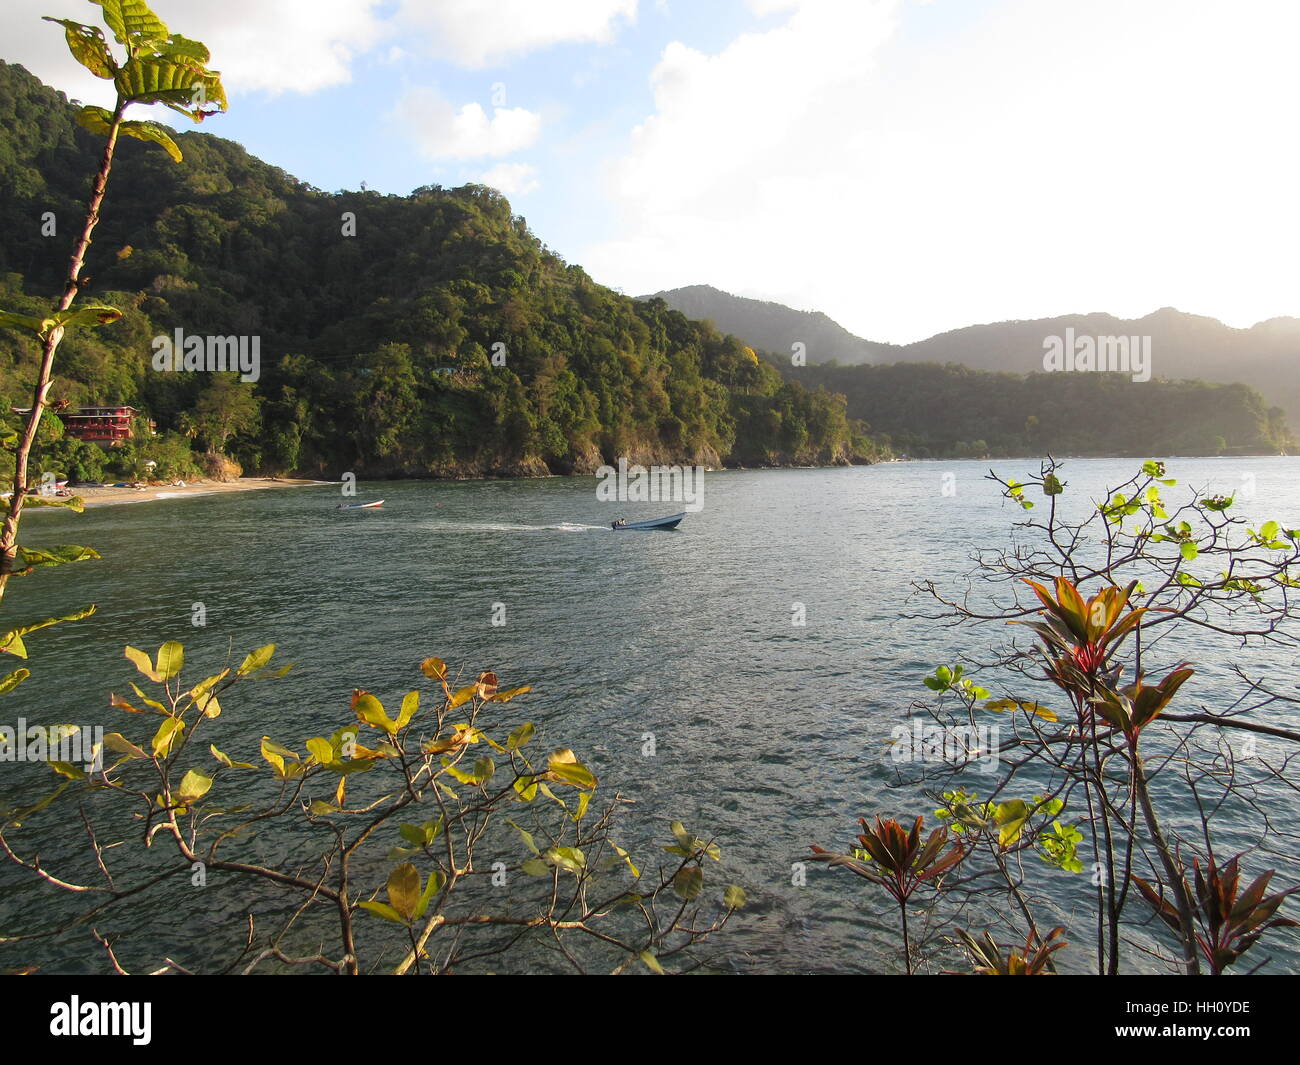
[610,512,685,531]
[338,500,384,510]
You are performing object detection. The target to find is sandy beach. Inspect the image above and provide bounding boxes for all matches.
[64,477,330,509]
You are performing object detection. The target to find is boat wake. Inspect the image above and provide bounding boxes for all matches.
[417,521,609,533]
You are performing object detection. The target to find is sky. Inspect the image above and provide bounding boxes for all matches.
[3,0,1299,344]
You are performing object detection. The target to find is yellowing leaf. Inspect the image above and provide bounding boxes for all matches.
[237,643,275,675]
[155,641,184,680]
[387,863,421,920]
[177,768,212,803]
[103,732,147,759]
[151,717,184,758]
[125,645,162,682]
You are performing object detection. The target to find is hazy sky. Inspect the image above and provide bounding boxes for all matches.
[4,0,1298,342]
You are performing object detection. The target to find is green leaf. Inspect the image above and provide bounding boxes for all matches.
[357,900,406,923]
[387,863,421,920]
[259,736,302,778]
[187,670,228,718]
[24,495,86,513]
[994,800,1030,847]
[673,866,704,900]
[639,950,665,974]
[125,644,163,681]
[155,641,184,680]
[571,791,592,823]
[724,884,747,910]
[15,545,102,571]
[43,19,117,78]
[237,643,275,675]
[414,870,445,919]
[520,857,551,876]
[0,668,31,694]
[544,846,586,874]
[93,0,170,49]
[443,758,492,786]
[177,767,212,803]
[610,842,640,878]
[103,732,147,759]
[119,119,182,162]
[507,721,535,750]
[353,692,396,735]
[1180,540,1199,562]
[548,749,597,789]
[984,698,1058,722]
[447,684,477,709]
[395,691,419,730]
[0,304,121,340]
[505,817,540,855]
[0,606,96,660]
[0,310,46,336]
[151,716,184,758]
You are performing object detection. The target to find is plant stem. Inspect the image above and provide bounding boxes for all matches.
[899,897,912,974]
[1131,745,1201,975]
[0,98,125,600]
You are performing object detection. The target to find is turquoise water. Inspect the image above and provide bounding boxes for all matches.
[2,457,1298,973]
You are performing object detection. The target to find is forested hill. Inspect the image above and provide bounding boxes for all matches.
[641,285,896,365]
[795,361,1291,459]
[0,60,877,480]
[0,60,1289,479]
[651,285,1300,427]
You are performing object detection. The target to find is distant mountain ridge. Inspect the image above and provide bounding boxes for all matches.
[644,285,1300,421]
[641,284,898,364]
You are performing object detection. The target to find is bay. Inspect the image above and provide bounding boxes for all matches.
[2,457,1298,973]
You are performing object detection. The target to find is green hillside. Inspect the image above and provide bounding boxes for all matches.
[0,60,875,481]
[796,360,1292,458]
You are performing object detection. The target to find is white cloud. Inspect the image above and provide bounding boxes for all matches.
[395,0,637,68]
[585,0,1300,342]
[0,0,387,101]
[479,162,540,195]
[397,88,542,160]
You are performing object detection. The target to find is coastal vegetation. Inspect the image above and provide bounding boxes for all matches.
[813,459,1300,973]
[0,646,743,974]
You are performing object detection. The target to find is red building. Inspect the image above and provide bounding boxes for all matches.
[10,405,152,444]
[62,405,140,443]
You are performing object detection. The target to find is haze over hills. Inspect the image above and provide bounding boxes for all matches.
[641,285,898,365]
[646,285,1300,424]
